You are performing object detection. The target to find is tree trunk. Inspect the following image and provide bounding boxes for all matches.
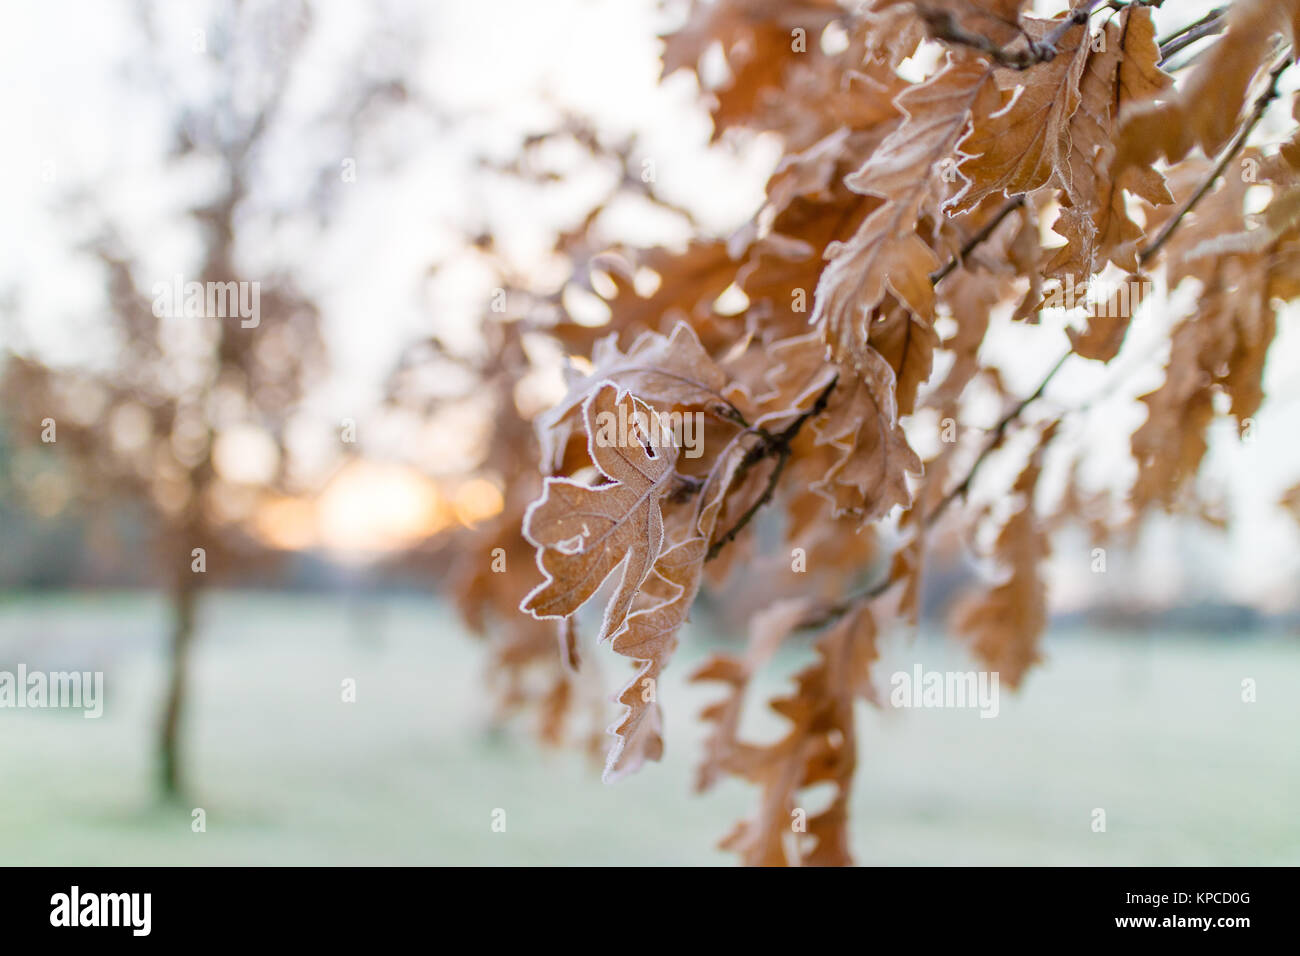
[158,581,198,800]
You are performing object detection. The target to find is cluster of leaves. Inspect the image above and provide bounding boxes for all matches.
[433,0,1300,864]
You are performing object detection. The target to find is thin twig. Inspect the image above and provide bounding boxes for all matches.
[794,580,891,632]
[1138,53,1293,268]
[782,0,1265,636]
[703,168,1044,560]
[1157,7,1226,65]
[1159,45,1213,74]
[707,444,792,562]
[931,196,1025,284]
[698,1,1164,569]
[705,183,1026,560]
[927,350,1069,527]
[706,376,837,561]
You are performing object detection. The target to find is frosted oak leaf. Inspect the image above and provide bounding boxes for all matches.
[522,383,680,643]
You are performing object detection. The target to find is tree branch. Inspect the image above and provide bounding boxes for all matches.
[803,45,1290,633]
[707,444,792,562]
[931,195,1025,284]
[703,185,1027,561]
[791,349,1070,633]
[1138,53,1293,268]
[1157,7,1226,65]
[706,376,838,561]
[926,350,1069,527]
[919,0,1101,70]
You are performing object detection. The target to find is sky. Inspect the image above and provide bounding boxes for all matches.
[2,0,1299,605]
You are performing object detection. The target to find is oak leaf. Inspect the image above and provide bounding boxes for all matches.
[660,0,842,138]
[605,436,748,779]
[1049,5,1173,278]
[691,597,818,793]
[811,349,922,521]
[604,537,707,781]
[522,384,679,643]
[713,601,877,866]
[951,18,1090,213]
[1066,271,1150,363]
[536,321,739,473]
[813,54,997,366]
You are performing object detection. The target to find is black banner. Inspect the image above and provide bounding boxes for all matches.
[0,866,1286,942]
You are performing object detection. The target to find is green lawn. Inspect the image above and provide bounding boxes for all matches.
[1,591,1296,865]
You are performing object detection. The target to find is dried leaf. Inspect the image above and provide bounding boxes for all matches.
[813,54,998,366]
[715,601,877,866]
[951,18,1090,213]
[537,321,738,473]
[1067,271,1149,363]
[1049,5,1173,277]
[522,384,679,642]
[811,350,922,521]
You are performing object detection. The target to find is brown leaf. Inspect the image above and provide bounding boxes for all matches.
[951,18,1090,213]
[813,54,998,366]
[660,0,842,138]
[1130,320,1217,513]
[867,299,940,416]
[714,601,877,866]
[605,431,748,778]
[811,350,922,521]
[813,204,941,365]
[1049,5,1173,278]
[522,384,679,642]
[600,242,742,345]
[751,332,838,428]
[1067,271,1150,363]
[692,597,822,794]
[537,320,740,473]
[604,537,707,780]
[1280,484,1300,527]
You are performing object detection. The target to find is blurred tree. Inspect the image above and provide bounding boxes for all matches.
[0,0,420,799]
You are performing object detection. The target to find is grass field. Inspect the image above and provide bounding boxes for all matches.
[1,591,1296,865]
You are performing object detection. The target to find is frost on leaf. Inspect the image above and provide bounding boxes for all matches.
[522,384,679,643]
